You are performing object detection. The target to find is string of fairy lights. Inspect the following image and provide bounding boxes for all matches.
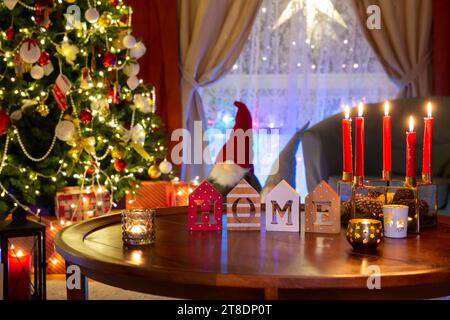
[0,0,170,222]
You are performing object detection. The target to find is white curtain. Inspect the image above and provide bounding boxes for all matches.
[200,0,397,196]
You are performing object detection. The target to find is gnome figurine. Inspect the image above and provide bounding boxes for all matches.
[207,101,262,197]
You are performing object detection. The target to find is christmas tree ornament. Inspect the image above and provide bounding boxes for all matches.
[133,94,151,113]
[108,82,121,105]
[14,54,26,77]
[159,159,173,174]
[148,165,161,179]
[123,63,140,77]
[123,35,136,49]
[36,7,52,28]
[5,27,15,41]
[10,110,22,121]
[127,76,140,91]
[38,51,51,66]
[59,41,79,65]
[111,0,119,7]
[114,159,127,172]
[85,7,100,24]
[4,0,18,10]
[103,52,117,68]
[55,120,76,141]
[131,124,146,146]
[130,41,147,59]
[111,147,125,160]
[36,104,50,117]
[43,62,54,76]
[91,98,110,117]
[80,67,93,90]
[79,110,93,124]
[30,65,45,80]
[113,29,128,50]
[0,110,11,135]
[98,12,111,27]
[20,40,41,64]
[53,74,72,111]
[65,0,76,3]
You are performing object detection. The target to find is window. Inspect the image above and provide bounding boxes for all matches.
[200,0,397,196]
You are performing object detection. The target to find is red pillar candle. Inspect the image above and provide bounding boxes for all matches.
[406,116,417,186]
[422,102,433,183]
[354,103,365,185]
[342,106,353,181]
[8,249,31,300]
[383,101,392,180]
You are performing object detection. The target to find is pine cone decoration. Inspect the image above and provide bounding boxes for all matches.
[395,198,429,218]
[368,190,382,199]
[392,188,415,203]
[341,200,352,223]
[355,194,384,219]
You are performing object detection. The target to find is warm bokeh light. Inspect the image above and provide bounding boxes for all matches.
[344,106,350,119]
[384,101,390,116]
[409,116,415,132]
[358,102,364,117]
[427,102,433,118]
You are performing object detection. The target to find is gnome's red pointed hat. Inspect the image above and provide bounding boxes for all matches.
[208,101,255,188]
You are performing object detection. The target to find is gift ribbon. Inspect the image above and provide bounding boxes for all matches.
[68,136,96,160]
[131,143,153,162]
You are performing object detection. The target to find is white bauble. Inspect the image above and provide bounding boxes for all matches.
[131,124,146,146]
[123,35,136,49]
[85,7,100,24]
[30,65,44,80]
[133,94,151,113]
[127,76,140,91]
[123,63,140,77]
[159,159,173,174]
[43,62,54,76]
[20,41,41,64]
[55,120,76,142]
[130,42,147,59]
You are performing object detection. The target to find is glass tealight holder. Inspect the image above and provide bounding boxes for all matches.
[122,209,156,246]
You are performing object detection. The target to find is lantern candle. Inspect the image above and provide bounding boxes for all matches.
[354,103,365,186]
[383,101,392,181]
[383,205,409,239]
[422,102,433,184]
[8,249,31,300]
[342,106,353,181]
[406,116,417,187]
[122,209,156,246]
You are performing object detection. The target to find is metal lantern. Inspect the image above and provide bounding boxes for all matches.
[0,208,46,300]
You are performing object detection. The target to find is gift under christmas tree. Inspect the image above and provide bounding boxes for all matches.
[0,0,171,219]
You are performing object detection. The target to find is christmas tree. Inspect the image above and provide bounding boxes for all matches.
[0,0,172,219]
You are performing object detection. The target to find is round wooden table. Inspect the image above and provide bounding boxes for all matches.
[55,208,450,300]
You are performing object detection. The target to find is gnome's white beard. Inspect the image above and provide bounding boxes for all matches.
[208,160,250,187]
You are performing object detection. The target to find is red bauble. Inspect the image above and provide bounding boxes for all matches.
[111,0,119,7]
[0,110,11,135]
[38,51,51,65]
[103,52,117,68]
[79,110,93,124]
[86,160,97,175]
[5,27,15,41]
[114,159,127,172]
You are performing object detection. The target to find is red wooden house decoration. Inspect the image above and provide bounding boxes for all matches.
[188,181,223,231]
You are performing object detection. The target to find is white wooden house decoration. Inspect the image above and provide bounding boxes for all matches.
[304,180,340,234]
[265,180,300,232]
[226,179,261,231]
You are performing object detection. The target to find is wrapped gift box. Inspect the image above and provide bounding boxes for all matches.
[55,187,111,222]
[126,181,193,209]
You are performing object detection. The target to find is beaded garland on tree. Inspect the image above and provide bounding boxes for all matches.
[0,0,170,218]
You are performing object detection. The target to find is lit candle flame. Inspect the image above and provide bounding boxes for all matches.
[409,116,415,132]
[16,250,24,258]
[344,106,350,119]
[427,102,432,118]
[358,102,364,117]
[384,101,390,116]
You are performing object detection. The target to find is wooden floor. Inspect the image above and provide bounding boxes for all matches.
[47,275,177,300]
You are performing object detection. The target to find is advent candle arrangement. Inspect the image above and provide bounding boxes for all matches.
[354,103,365,186]
[406,116,417,187]
[341,101,434,187]
[383,101,392,181]
[342,106,353,181]
[422,102,434,184]
[8,248,31,300]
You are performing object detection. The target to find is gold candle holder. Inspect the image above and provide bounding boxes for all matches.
[405,176,417,188]
[421,173,432,185]
[353,176,364,187]
[342,171,353,182]
[346,219,383,252]
[382,170,392,181]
